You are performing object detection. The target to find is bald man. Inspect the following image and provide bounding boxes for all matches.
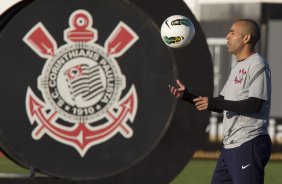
[169,19,272,184]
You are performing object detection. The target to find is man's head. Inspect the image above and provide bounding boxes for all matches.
[226,19,260,57]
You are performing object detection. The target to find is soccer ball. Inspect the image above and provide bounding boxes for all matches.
[161,15,195,48]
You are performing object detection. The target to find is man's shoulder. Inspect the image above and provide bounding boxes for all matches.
[248,53,269,69]
[249,53,264,62]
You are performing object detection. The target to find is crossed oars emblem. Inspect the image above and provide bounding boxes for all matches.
[24,10,139,156]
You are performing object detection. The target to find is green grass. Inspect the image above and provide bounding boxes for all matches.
[171,159,216,184]
[265,161,282,184]
[0,156,28,174]
[0,155,281,183]
[171,159,282,184]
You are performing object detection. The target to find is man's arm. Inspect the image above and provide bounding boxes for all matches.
[168,80,263,114]
[208,97,264,114]
[181,90,223,113]
[182,90,264,114]
[181,88,198,104]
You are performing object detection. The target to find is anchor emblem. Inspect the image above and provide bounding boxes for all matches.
[23,10,139,157]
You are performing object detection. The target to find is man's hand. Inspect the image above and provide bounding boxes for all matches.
[193,97,209,111]
[168,80,186,99]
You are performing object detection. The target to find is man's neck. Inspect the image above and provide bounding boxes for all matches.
[236,51,255,62]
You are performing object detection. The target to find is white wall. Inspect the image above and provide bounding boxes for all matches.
[267,20,282,117]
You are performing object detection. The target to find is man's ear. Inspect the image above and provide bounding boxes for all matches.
[244,34,252,44]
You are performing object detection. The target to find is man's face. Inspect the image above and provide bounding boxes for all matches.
[225,22,246,55]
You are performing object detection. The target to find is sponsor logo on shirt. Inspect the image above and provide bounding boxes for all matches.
[234,69,247,84]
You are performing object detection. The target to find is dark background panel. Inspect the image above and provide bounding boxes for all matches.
[0,0,177,180]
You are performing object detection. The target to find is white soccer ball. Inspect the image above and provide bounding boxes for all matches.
[161,15,195,48]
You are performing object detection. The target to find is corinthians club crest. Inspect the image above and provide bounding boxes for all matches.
[23,10,139,157]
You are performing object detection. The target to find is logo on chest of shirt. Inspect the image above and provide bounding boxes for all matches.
[234,69,247,84]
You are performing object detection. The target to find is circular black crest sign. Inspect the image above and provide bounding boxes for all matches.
[0,0,177,179]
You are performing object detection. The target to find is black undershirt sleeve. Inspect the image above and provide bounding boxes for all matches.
[181,88,198,104]
[207,95,224,113]
[181,89,264,114]
[208,96,264,114]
